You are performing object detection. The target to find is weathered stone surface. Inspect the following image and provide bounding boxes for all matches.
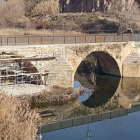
[1,42,140,88]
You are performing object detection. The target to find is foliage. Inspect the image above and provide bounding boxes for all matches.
[0,0,30,28]
[81,18,120,33]
[0,93,40,140]
[24,0,43,17]
[31,0,59,17]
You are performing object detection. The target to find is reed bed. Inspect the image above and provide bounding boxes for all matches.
[0,92,40,140]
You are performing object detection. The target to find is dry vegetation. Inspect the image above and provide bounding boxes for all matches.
[0,28,82,36]
[18,87,85,108]
[0,0,60,29]
[0,0,140,35]
[0,0,30,28]
[0,92,40,140]
[32,0,59,17]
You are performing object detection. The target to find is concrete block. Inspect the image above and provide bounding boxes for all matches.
[102,112,111,120]
[50,123,59,131]
[73,118,83,126]
[130,106,136,113]
[83,116,93,124]
[61,120,73,129]
[41,124,51,133]
[57,122,62,130]
[120,109,128,116]
[92,114,102,122]
[111,110,120,118]
[129,104,140,113]
[133,104,140,112]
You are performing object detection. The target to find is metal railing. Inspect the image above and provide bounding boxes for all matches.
[0,34,140,46]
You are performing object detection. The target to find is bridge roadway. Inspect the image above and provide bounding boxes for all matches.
[40,102,140,133]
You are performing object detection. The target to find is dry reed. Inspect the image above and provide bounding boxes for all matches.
[0,92,40,140]
[19,87,86,108]
[0,28,82,36]
[31,0,60,17]
[0,0,29,28]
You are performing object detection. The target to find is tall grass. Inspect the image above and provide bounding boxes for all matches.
[31,0,60,17]
[0,28,82,36]
[0,0,29,28]
[0,92,40,140]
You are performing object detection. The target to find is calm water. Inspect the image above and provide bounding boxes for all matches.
[41,73,140,140]
[42,112,140,140]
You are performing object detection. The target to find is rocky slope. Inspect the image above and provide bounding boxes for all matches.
[59,0,140,13]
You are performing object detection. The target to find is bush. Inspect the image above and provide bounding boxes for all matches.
[31,0,60,17]
[81,19,120,33]
[0,93,40,140]
[0,0,30,28]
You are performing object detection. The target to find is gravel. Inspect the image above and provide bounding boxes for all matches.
[0,84,49,96]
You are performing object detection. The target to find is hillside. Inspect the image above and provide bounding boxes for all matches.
[59,0,140,13]
[0,0,140,35]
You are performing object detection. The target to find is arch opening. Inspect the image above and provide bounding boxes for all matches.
[76,51,121,77]
[0,53,43,86]
[74,51,121,108]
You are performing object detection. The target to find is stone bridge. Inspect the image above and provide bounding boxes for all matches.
[0,35,140,88]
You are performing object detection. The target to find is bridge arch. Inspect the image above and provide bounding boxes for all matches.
[75,51,121,77]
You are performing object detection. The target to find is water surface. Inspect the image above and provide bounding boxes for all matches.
[40,73,140,140]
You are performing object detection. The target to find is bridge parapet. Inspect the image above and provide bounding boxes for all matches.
[0,34,140,46]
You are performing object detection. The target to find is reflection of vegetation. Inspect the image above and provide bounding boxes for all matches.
[39,77,140,125]
[67,107,93,118]
[19,87,85,108]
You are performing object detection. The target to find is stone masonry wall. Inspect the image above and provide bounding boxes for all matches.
[0,42,140,88]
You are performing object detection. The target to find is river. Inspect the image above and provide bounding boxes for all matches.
[39,72,140,140]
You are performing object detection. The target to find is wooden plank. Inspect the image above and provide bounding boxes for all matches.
[0,56,55,61]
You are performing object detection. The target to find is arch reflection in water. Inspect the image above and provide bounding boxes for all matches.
[81,74,120,108]
[75,71,140,110]
[75,51,140,109]
[40,76,140,133]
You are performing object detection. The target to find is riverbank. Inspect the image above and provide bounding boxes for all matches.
[0,84,47,96]
[17,86,86,108]
[0,84,85,96]
[0,84,85,139]
[0,83,85,108]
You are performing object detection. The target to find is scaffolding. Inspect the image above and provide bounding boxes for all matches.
[0,46,61,91]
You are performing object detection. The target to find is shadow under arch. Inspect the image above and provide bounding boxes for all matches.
[76,51,121,77]
[74,51,121,108]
